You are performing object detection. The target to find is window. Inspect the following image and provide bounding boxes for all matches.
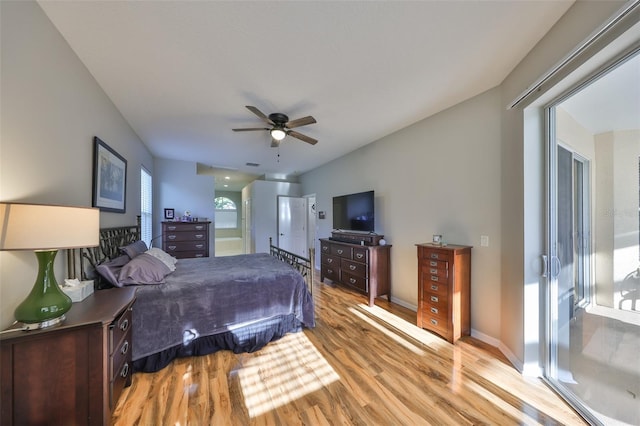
[215,196,237,229]
[140,167,152,246]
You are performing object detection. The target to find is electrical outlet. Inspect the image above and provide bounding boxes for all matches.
[481,235,489,247]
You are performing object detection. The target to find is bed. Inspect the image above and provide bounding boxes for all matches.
[68,222,315,373]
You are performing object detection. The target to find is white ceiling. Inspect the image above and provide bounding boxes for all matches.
[560,52,640,134]
[39,0,575,191]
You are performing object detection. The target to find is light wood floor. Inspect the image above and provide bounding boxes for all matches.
[112,280,585,425]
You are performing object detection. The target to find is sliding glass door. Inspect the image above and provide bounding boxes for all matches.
[545,53,640,425]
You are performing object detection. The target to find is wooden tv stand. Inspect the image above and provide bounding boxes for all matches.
[320,237,391,306]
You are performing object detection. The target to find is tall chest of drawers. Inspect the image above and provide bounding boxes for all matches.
[0,288,136,426]
[416,243,472,343]
[162,221,210,259]
[320,238,391,307]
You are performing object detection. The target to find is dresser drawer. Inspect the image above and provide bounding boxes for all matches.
[424,258,449,271]
[421,249,451,262]
[164,241,208,253]
[163,223,208,232]
[341,258,367,278]
[421,280,449,298]
[320,242,331,254]
[342,272,367,293]
[353,247,368,262]
[321,263,340,281]
[423,315,450,337]
[421,291,449,316]
[331,245,352,258]
[422,264,448,279]
[322,254,340,267]
[163,231,208,242]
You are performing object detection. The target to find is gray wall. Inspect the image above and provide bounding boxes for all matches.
[0,1,153,328]
[154,158,215,252]
[301,87,503,342]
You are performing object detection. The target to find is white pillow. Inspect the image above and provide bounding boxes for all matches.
[145,247,178,271]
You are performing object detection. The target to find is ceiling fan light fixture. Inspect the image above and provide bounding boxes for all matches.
[270,128,286,141]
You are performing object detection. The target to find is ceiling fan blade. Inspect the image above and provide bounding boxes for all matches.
[286,115,316,129]
[288,130,318,145]
[232,127,270,132]
[271,138,280,148]
[245,106,274,125]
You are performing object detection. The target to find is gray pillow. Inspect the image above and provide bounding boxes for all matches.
[95,255,130,288]
[119,240,149,259]
[119,253,171,285]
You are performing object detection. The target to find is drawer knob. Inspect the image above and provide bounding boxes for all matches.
[327,258,333,263]
[349,265,356,271]
[195,226,204,230]
[349,278,356,284]
[337,249,343,254]
[431,276,438,282]
[430,284,438,291]
[195,234,204,239]
[120,318,129,332]
[168,235,177,240]
[121,362,130,378]
[168,245,177,250]
[430,296,438,302]
[430,261,437,267]
[356,253,364,259]
[430,253,439,259]
[430,268,437,274]
[430,319,438,326]
[195,254,204,257]
[322,246,328,251]
[195,244,204,249]
[121,340,129,355]
[168,226,176,231]
[327,269,333,274]
[430,307,438,314]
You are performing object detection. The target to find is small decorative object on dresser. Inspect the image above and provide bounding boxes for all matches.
[320,236,391,307]
[0,287,136,426]
[416,243,472,343]
[162,221,210,259]
[164,208,175,220]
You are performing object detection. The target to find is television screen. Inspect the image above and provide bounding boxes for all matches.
[332,190,374,232]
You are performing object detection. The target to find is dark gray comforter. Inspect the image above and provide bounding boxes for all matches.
[132,253,315,361]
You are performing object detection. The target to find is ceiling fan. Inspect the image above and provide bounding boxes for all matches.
[232,105,317,147]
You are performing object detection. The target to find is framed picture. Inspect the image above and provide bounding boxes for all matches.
[164,208,175,220]
[92,136,127,213]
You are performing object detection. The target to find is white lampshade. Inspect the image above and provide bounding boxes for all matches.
[0,203,100,251]
[270,128,286,141]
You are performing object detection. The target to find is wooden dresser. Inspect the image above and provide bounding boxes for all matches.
[416,243,472,343]
[320,238,391,306]
[162,221,210,259]
[0,287,136,426]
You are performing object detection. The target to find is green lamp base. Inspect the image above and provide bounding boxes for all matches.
[14,250,72,329]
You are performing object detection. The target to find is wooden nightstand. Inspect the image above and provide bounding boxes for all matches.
[0,287,136,426]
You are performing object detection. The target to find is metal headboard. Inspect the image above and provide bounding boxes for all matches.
[66,217,141,282]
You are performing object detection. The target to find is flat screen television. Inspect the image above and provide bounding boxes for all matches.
[332,190,375,232]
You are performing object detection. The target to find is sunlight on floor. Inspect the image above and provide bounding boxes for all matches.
[354,303,450,351]
[236,332,340,418]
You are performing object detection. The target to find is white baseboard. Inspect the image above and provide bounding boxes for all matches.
[470,328,526,373]
[389,296,417,311]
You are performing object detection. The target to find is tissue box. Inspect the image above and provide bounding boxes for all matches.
[60,280,94,302]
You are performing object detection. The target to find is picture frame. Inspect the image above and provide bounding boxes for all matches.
[92,136,127,213]
[164,208,175,220]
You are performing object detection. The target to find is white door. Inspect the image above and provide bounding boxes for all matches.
[277,196,307,258]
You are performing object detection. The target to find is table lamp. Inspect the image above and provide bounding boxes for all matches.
[0,203,99,329]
